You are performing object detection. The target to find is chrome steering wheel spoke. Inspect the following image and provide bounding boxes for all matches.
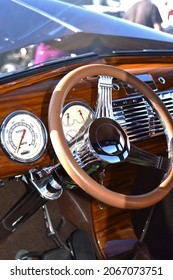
[95,75,113,119]
[128,144,170,173]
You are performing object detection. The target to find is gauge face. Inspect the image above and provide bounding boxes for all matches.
[0,110,48,163]
[62,102,94,142]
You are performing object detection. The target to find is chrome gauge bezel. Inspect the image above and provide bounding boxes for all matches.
[0,110,48,164]
[62,101,94,142]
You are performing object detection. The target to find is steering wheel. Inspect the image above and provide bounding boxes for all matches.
[48,64,173,209]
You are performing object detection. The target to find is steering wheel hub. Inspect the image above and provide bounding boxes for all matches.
[89,118,130,163]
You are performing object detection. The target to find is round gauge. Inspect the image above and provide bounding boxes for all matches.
[62,102,94,142]
[0,110,48,163]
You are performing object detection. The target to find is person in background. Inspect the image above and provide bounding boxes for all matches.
[34,42,69,64]
[168,3,173,26]
[124,0,163,31]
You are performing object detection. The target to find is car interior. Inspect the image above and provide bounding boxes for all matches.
[1,0,173,261]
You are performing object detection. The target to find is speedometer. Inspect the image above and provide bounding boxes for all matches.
[62,102,94,142]
[0,110,48,163]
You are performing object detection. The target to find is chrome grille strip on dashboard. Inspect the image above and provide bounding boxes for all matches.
[112,91,173,142]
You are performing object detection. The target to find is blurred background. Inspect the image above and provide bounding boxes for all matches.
[1,0,173,75]
[74,0,173,30]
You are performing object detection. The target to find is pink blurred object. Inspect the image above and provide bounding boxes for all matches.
[34,42,68,64]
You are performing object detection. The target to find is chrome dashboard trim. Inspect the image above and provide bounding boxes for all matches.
[112,91,173,142]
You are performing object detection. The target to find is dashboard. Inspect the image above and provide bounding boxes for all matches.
[0,56,172,179]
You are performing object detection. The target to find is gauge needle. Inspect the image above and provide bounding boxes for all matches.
[66,113,70,126]
[66,133,75,140]
[78,110,84,121]
[17,129,26,153]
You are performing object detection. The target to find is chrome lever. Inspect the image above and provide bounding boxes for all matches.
[42,204,70,250]
[42,204,62,248]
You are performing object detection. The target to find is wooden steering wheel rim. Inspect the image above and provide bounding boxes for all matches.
[48,64,173,209]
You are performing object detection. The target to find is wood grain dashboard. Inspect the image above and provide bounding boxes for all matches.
[0,55,172,178]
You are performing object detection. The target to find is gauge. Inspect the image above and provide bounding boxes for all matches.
[62,102,94,142]
[0,110,48,163]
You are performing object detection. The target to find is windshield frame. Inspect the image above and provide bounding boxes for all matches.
[1,0,173,78]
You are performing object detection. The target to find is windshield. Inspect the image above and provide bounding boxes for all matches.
[1,0,173,76]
